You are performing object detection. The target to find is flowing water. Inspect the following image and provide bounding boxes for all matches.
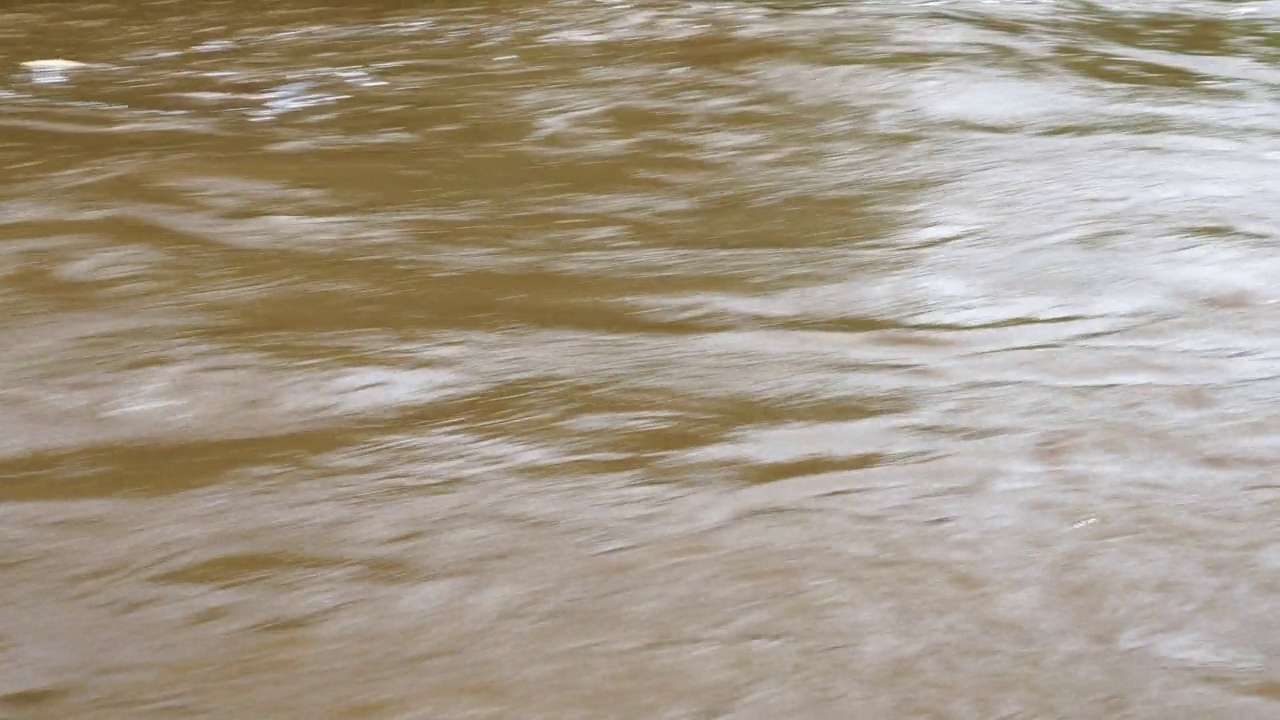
[1,0,1279,717]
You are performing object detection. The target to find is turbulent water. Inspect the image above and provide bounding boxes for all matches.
[1,0,1278,717]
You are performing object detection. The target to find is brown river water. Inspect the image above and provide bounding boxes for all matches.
[1,1,1279,717]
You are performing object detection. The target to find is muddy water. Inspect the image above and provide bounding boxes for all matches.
[1,0,1278,717]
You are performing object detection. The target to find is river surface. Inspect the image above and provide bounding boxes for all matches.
[1,0,1278,717]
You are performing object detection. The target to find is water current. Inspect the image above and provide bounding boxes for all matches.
[1,1,1278,717]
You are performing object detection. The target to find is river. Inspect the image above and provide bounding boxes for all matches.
[1,1,1278,717]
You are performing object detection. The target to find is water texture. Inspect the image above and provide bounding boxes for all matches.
[1,1,1278,717]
